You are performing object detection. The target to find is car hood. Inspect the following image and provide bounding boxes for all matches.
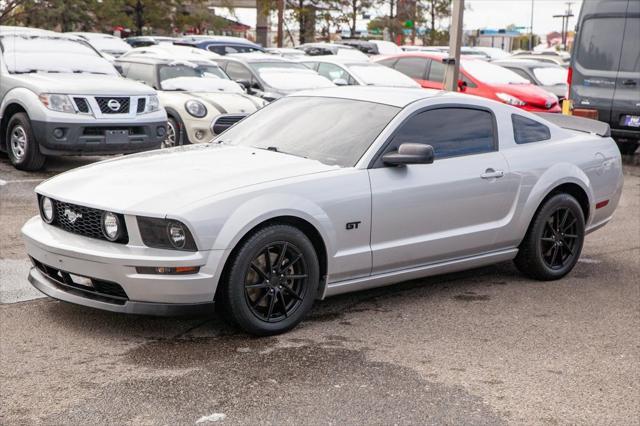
[158,91,265,113]
[15,73,155,95]
[490,83,558,108]
[36,144,337,214]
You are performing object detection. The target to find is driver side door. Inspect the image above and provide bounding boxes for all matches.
[368,106,519,274]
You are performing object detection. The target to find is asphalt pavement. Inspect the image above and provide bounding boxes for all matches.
[1,153,638,425]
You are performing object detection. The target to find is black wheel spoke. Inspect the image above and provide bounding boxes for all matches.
[562,218,577,232]
[541,237,556,243]
[263,247,273,274]
[250,262,268,281]
[282,253,302,270]
[253,290,270,308]
[563,234,578,239]
[562,243,573,256]
[266,292,276,321]
[245,281,269,289]
[559,209,569,230]
[285,274,308,280]
[277,291,288,318]
[275,242,288,272]
[550,245,559,266]
[539,207,580,270]
[282,284,303,301]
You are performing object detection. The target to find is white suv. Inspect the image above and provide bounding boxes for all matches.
[0,30,167,170]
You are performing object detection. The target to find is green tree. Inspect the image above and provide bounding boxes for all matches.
[337,0,372,37]
[421,0,451,45]
[2,0,99,31]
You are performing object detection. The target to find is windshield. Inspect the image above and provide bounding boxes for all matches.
[160,76,243,92]
[1,35,118,75]
[348,64,419,87]
[532,67,568,86]
[216,97,400,167]
[335,48,369,60]
[257,68,334,91]
[159,63,228,82]
[88,36,132,53]
[462,60,529,84]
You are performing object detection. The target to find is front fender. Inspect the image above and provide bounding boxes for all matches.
[212,193,336,256]
[516,162,594,238]
[1,87,43,120]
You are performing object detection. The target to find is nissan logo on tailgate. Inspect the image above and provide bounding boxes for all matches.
[107,99,121,111]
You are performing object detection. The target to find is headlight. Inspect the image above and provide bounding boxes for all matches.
[137,217,197,251]
[102,212,122,241]
[39,94,75,113]
[145,95,160,113]
[40,196,54,223]
[496,92,526,106]
[185,100,207,118]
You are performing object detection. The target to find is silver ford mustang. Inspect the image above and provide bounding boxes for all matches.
[22,87,623,335]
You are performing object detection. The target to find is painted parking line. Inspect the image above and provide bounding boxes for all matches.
[0,258,45,304]
[0,178,45,185]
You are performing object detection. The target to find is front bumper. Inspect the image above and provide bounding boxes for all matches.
[22,216,226,315]
[31,119,167,156]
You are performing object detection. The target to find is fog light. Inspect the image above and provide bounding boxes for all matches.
[102,212,121,241]
[136,266,200,275]
[195,130,205,140]
[53,128,64,138]
[40,197,54,223]
[157,126,166,137]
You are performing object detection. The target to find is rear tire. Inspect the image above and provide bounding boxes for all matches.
[514,193,585,281]
[6,113,46,171]
[219,224,319,336]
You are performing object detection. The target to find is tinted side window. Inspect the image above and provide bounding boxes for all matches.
[388,108,496,159]
[576,17,625,71]
[394,57,428,79]
[511,115,551,144]
[317,63,353,84]
[508,68,534,82]
[377,58,397,67]
[620,17,640,72]
[427,59,445,82]
[207,45,225,55]
[225,62,253,81]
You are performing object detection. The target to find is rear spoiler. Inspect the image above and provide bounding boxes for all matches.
[534,112,611,137]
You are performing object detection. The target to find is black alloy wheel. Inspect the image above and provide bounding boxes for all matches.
[514,193,585,281]
[244,242,308,322]
[539,207,579,270]
[220,224,319,335]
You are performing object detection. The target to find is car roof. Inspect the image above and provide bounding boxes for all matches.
[298,55,369,65]
[177,36,260,46]
[116,56,217,66]
[223,53,296,63]
[289,86,460,107]
[493,59,560,68]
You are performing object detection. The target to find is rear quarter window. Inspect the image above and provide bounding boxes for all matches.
[512,115,551,144]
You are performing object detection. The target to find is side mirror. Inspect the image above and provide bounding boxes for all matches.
[114,64,124,75]
[333,78,348,86]
[382,143,434,166]
[457,79,467,92]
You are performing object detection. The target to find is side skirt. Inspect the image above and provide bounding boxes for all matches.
[323,248,518,298]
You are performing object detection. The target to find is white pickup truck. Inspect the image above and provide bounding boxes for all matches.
[0,29,167,170]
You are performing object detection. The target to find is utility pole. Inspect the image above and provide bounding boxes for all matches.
[277,0,284,47]
[529,0,534,50]
[443,0,464,92]
[553,1,573,50]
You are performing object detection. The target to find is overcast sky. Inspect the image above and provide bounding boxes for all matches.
[217,0,583,37]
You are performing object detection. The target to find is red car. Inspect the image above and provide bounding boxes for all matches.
[376,53,561,113]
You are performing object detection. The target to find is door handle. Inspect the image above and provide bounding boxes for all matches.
[481,169,505,179]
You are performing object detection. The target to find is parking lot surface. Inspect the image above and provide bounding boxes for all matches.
[1,155,639,425]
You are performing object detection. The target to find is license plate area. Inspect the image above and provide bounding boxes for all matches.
[105,129,129,144]
[621,115,640,128]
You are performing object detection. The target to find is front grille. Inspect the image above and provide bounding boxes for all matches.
[32,258,129,304]
[211,114,247,135]
[136,98,146,113]
[73,97,90,113]
[50,199,128,244]
[95,96,130,114]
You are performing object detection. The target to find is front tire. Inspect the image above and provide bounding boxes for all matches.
[162,117,182,148]
[6,112,46,171]
[514,193,585,280]
[220,224,319,336]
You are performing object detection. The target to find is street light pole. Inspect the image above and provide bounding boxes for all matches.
[529,0,535,50]
[443,0,464,92]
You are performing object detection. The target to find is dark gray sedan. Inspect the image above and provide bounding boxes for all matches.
[493,60,569,100]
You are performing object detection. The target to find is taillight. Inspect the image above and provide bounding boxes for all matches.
[566,66,573,100]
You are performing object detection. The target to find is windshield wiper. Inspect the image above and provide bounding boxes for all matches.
[255,146,307,159]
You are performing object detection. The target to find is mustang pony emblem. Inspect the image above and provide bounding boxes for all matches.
[63,208,83,224]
